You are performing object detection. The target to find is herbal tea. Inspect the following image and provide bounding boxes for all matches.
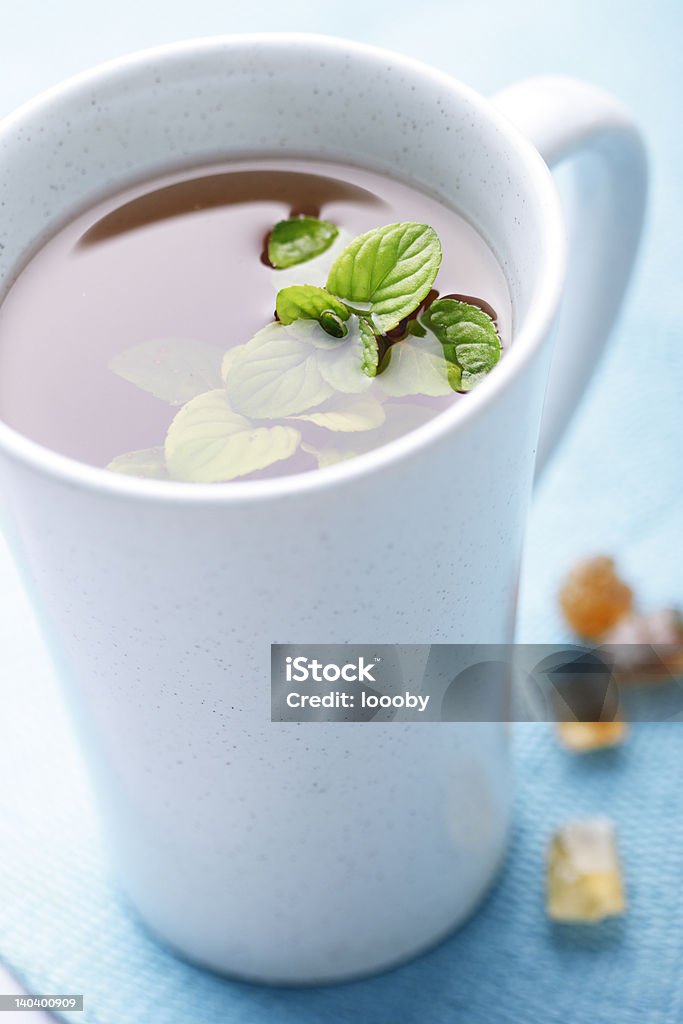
[0,159,512,481]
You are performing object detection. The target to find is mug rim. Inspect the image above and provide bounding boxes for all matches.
[0,33,566,506]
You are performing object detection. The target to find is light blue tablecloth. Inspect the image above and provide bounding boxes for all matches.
[1,1,681,1021]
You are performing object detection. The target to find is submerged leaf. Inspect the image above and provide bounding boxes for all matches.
[221,343,250,384]
[301,441,358,468]
[376,333,451,398]
[224,321,334,418]
[109,338,224,405]
[317,318,375,395]
[165,389,300,482]
[290,394,385,432]
[301,402,436,467]
[106,446,168,479]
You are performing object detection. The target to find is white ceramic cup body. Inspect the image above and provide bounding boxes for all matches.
[0,36,645,984]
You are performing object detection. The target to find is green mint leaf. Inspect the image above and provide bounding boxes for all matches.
[421,298,501,392]
[268,228,353,290]
[326,222,442,333]
[290,394,385,433]
[268,217,339,269]
[377,334,451,398]
[109,338,224,406]
[447,363,463,391]
[276,285,350,334]
[106,446,168,479]
[224,322,334,418]
[319,310,348,338]
[406,319,427,338]
[359,318,379,378]
[165,389,300,482]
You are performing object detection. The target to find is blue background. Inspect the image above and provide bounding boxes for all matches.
[0,2,681,1021]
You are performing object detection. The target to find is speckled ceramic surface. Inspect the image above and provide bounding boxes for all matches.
[0,36,646,982]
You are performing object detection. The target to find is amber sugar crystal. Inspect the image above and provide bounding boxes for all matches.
[559,556,633,640]
[557,720,628,753]
[603,608,683,682]
[547,818,626,923]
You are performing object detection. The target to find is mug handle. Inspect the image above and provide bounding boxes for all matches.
[491,76,647,473]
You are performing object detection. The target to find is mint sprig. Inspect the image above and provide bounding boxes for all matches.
[107,218,503,484]
[268,216,338,269]
[273,221,442,378]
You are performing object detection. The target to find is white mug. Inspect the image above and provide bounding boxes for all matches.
[0,35,646,984]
